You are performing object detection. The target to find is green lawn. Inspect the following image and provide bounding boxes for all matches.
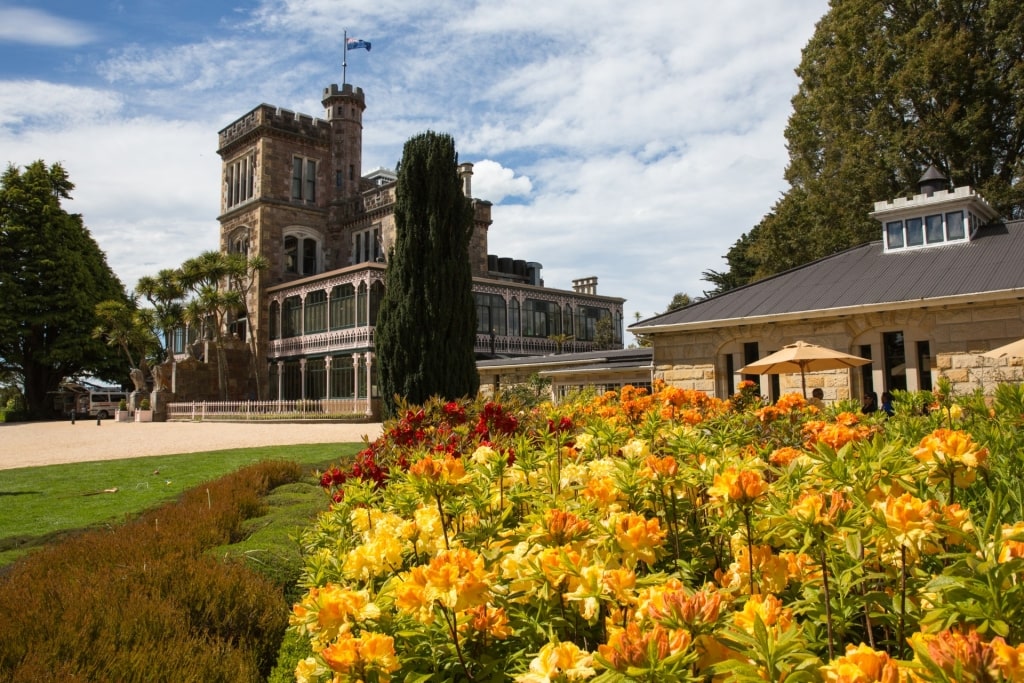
[0,443,355,567]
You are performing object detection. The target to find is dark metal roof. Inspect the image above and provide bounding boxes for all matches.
[633,219,1024,330]
[477,347,653,370]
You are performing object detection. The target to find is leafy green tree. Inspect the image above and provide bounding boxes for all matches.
[710,0,1024,288]
[0,161,126,416]
[666,292,692,312]
[376,131,479,418]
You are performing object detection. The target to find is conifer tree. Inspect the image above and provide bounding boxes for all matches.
[375,132,479,417]
[0,161,126,416]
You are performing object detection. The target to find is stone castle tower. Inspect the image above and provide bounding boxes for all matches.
[215,81,495,398]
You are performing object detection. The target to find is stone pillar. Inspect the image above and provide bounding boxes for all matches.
[150,389,173,423]
[352,353,362,401]
[299,358,307,400]
[324,355,333,399]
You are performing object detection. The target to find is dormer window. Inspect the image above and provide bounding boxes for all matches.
[884,210,971,251]
[872,166,1000,254]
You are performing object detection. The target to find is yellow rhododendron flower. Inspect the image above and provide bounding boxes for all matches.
[516,641,596,682]
[733,593,793,635]
[873,493,940,557]
[611,511,666,567]
[913,428,989,487]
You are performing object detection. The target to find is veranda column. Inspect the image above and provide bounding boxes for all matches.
[299,292,307,336]
[352,353,363,408]
[324,355,332,400]
[364,352,374,417]
[276,361,284,401]
[299,358,307,400]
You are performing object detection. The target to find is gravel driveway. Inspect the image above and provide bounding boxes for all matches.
[0,420,382,470]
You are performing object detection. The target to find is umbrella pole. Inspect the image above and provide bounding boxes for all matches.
[801,368,807,399]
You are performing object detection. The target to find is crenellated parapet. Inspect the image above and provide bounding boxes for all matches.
[218,104,331,152]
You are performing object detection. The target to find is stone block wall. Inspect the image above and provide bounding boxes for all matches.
[937,352,1024,396]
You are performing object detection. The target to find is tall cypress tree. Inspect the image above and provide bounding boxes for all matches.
[376,132,479,417]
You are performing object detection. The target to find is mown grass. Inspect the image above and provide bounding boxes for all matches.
[0,444,348,567]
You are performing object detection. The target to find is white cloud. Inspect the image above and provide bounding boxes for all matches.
[1,0,830,340]
[0,80,122,127]
[0,7,98,47]
[470,160,532,204]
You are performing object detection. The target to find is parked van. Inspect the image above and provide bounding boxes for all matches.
[79,391,128,419]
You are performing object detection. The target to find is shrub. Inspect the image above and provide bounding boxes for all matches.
[0,460,303,681]
[290,383,1024,682]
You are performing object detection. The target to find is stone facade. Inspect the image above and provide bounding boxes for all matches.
[209,81,625,401]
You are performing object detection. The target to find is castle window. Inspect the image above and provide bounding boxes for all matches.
[225,153,255,208]
[305,290,327,333]
[291,156,317,203]
[523,299,560,338]
[475,293,506,335]
[574,305,610,342]
[352,226,382,264]
[283,230,321,276]
[230,230,249,256]
[329,284,356,329]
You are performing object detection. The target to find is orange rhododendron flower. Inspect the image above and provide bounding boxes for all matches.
[598,622,692,673]
[321,631,400,681]
[909,628,995,682]
[460,603,513,640]
[821,643,902,683]
[612,512,666,566]
[708,466,769,506]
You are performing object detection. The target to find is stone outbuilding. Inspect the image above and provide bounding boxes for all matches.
[631,169,1024,402]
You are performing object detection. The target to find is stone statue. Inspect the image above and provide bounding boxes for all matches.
[129,367,146,391]
[151,362,172,392]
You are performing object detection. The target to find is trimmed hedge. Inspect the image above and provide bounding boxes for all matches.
[0,460,303,682]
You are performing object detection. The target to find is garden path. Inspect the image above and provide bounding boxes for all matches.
[0,420,382,470]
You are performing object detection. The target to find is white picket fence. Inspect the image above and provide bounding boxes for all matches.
[166,399,370,422]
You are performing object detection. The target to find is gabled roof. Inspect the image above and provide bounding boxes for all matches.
[633,219,1024,333]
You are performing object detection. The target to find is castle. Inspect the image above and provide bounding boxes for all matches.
[205,80,625,414]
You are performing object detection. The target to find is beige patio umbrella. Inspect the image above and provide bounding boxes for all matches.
[738,340,871,398]
[981,337,1024,359]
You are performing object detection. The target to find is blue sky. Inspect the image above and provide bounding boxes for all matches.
[0,0,829,339]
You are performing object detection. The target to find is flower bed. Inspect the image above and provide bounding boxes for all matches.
[289,381,1024,682]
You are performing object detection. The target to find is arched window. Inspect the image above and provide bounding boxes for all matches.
[230,228,249,256]
[283,230,321,276]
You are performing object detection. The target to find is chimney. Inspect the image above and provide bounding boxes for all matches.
[457,162,473,198]
[572,276,598,295]
[918,165,948,197]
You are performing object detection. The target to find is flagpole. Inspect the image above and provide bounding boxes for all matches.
[342,29,348,86]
